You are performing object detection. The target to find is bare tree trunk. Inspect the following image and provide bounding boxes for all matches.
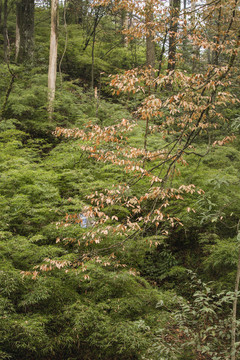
[231,221,240,360]
[191,0,199,72]
[91,23,96,90]
[15,15,20,61]
[48,0,58,120]
[157,29,168,77]
[167,0,180,72]
[0,0,2,29]
[121,9,128,47]
[212,0,222,65]
[3,0,8,62]
[90,9,101,90]
[15,0,35,63]
[145,0,155,68]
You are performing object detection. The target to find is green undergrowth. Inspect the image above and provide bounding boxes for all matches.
[0,92,240,359]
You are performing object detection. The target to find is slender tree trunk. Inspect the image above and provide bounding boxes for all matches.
[90,10,101,90]
[212,0,222,65]
[121,9,128,47]
[182,0,190,65]
[15,0,35,63]
[3,0,8,62]
[91,24,96,90]
[158,29,168,77]
[191,0,199,72]
[145,0,155,68]
[167,0,180,72]
[15,14,20,61]
[231,221,240,360]
[0,0,2,29]
[48,0,58,120]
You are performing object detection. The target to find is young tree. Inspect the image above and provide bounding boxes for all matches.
[54,0,240,271]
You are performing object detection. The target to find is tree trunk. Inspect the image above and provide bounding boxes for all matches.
[0,0,2,29]
[145,0,155,68]
[157,29,168,77]
[91,23,96,90]
[48,0,58,120]
[212,0,222,65]
[15,0,34,63]
[191,0,200,72]
[90,9,101,90]
[231,221,240,360]
[167,0,180,72]
[182,0,188,61]
[121,9,128,47]
[3,0,8,62]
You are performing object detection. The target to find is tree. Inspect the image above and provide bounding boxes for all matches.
[53,0,240,268]
[15,0,35,63]
[3,0,8,62]
[167,0,180,71]
[48,0,58,119]
[145,0,155,68]
[190,0,200,72]
[121,9,129,47]
[0,0,2,30]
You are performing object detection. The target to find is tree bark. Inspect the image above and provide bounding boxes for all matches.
[157,29,168,77]
[145,0,155,68]
[48,0,58,120]
[182,0,187,58]
[167,0,180,72]
[3,0,8,62]
[231,221,240,360]
[15,0,35,63]
[91,21,96,90]
[121,9,128,47]
[191,0,200,72]
[212,0,222,65]
[0,0,2,29]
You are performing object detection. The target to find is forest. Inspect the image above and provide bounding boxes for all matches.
[0,0,240,359]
